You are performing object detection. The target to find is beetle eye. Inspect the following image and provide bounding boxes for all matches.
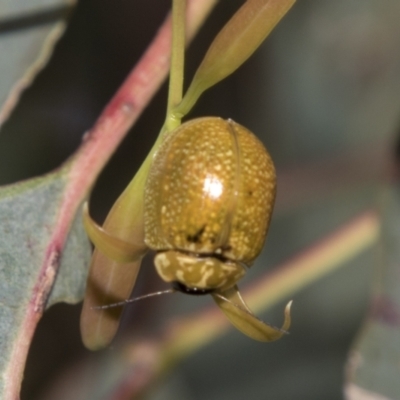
[172,281,214,296]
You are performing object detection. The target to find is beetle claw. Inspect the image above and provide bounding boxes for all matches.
[83,202,148,263]
[212,285,291,341]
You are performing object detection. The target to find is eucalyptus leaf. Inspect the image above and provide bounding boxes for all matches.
[0,0,75,125]
[212,286,291,342]
[0,169,91,395]
[80,161,150,350]
[175,0,296,117]
[49,206,91,307]
[345,187,400,400]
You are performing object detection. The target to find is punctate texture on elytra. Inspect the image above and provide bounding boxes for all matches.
[144,117,276,268]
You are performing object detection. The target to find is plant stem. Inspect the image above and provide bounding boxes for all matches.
[166,0,187,132]
[2,1,218,398]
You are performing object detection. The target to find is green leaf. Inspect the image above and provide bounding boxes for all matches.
[174,0,296,117]
[0,0,75,126]
[0,170,91,395]
[345,187,400,400]
[80,156,151,350]
[212,286,291,342]
[49,205,92,307]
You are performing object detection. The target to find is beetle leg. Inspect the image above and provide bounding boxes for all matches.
[212,285,291,342]
[83,202,148,263]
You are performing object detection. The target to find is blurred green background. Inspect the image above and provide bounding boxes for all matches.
[1,0,400,399]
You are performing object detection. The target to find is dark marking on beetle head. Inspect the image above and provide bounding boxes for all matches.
[172,281,214,296]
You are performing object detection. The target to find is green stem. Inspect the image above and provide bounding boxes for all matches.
[165,0,186,132]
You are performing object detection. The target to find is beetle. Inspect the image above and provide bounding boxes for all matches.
[144,116,291,341]
[145,116,275,292]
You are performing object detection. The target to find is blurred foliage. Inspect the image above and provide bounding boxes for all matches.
[345,187,400,399]
[1,0,400,399]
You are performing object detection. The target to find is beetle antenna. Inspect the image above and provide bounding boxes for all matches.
[92,289,176,310]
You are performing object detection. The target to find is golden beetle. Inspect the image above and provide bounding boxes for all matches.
[145,117,291,341]
[145,117,275,293]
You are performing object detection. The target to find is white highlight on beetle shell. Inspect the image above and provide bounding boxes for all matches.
[203,174,223,199]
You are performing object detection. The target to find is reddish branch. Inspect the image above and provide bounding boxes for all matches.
[3,1,217,399]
